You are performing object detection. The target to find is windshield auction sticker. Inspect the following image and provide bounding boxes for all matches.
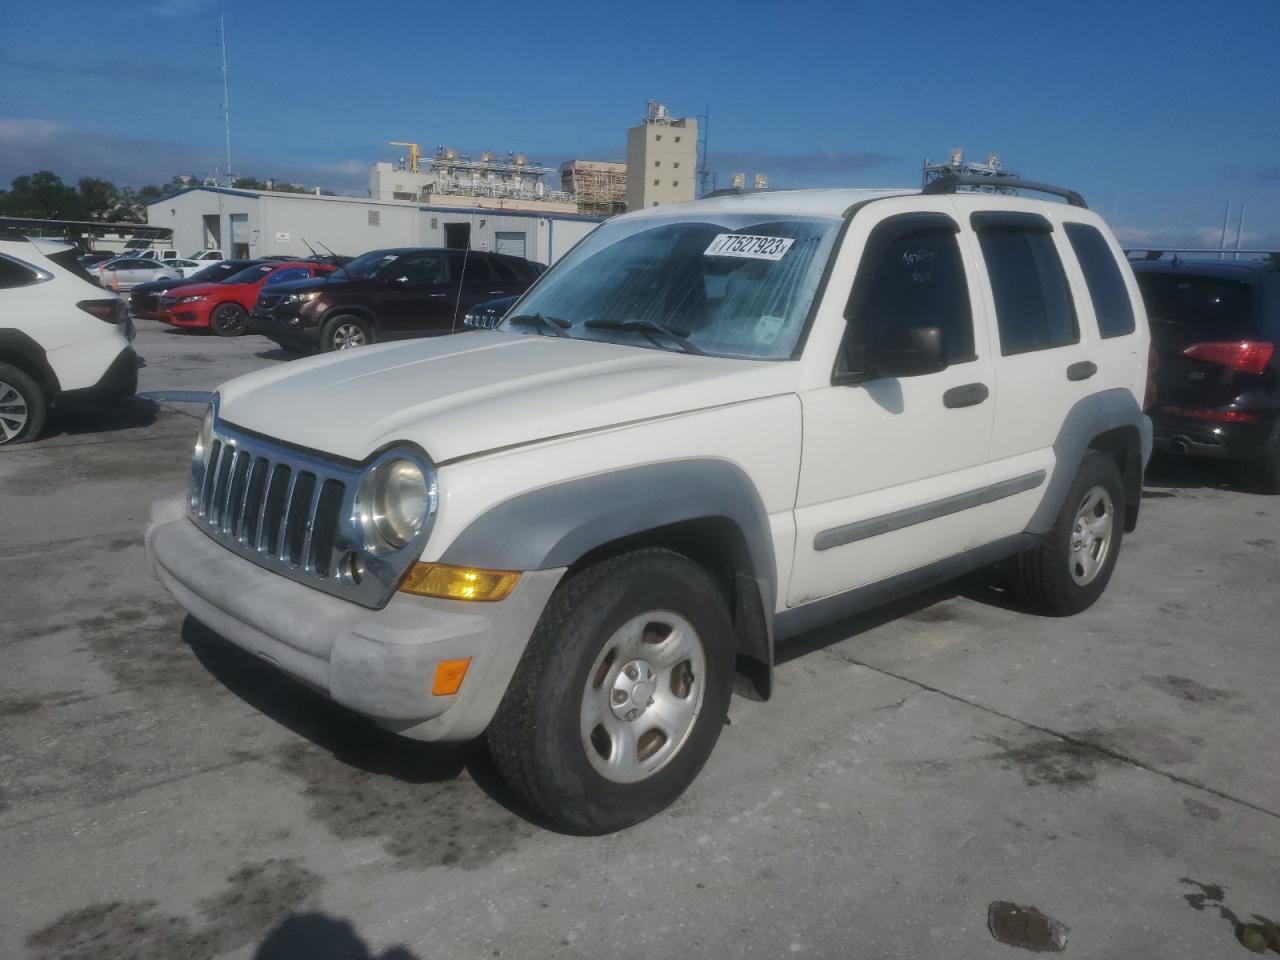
[704,234,795,261]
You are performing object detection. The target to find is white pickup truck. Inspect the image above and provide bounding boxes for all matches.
[146,178,1152,833]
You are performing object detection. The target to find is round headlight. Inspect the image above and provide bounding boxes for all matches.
[195,407,214,464]
[364,458,434,550]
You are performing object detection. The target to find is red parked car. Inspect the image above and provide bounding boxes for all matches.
[155,260,337,336]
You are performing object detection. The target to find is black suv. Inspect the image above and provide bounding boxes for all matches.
[247,247,543,353]
[1131,254,1280,491]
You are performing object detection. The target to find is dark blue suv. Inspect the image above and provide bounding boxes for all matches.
[1131,255,1280,491]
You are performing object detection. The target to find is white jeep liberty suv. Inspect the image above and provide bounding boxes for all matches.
[147,176,1152,833]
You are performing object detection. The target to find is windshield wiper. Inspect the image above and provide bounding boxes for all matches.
[584,318,704,355]
[506,313,570,338]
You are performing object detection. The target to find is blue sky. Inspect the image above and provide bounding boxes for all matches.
[2,0,1278,246]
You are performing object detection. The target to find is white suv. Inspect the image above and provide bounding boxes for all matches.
[0,233,137,445]
[146,178,1152,833]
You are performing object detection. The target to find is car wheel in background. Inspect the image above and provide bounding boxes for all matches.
[320,315,375,352]
[488,548,734,834]
[0,363,47,446]
[1008,451,1126,616]
[209,303,248,337]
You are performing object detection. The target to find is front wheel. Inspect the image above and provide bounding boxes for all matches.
[488,548,735,834]
[0,364,47,446]
[320,315,374,352]
[209,303,247,337]
[1008,451,1125,616]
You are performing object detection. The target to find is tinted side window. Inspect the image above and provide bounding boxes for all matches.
[394,255,445,285]
[1064,223,1134,338]
[462,256,499,283]
[843,215,976,367]
[0,256,41,289]
[266,268,309,285]
[976,224,1077,355]
[487,257,521,281]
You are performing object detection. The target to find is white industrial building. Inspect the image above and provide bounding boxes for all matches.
[146,186,602,265]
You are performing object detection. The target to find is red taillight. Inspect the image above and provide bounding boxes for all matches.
[77,299,126,324]
[1159,403,1259,424]
[1143,346,1158,412]
[1182,340,1274,375]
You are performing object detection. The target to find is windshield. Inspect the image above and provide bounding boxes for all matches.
[504,213,843,359]
[337,250,400,280]
[224,263,276,285]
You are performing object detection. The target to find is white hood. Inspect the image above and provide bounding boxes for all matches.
[217,332,800,463]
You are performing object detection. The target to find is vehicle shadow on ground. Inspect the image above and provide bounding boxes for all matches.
[181,616,536,823]
[41,395,160,440]
[253,911,421,960]
[1144,452,1254,493]
[254,347,306,362]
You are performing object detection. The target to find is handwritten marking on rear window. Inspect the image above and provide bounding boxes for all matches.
[704,234,796,261]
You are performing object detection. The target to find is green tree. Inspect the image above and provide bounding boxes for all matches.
[1,171,83,219]
[77,177,120,220]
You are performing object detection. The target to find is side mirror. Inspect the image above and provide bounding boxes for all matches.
[838,324,948,383]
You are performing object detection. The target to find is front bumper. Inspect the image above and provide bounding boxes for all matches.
[145,494,563,741]
[247,312,321,347]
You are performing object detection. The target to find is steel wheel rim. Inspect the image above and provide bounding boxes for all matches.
[1069,485,1114,586]
[0,380,30,443]
[579,610,707,784]
[333,323,366,349]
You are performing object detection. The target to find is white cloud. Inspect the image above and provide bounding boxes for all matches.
[1113,223,1280,252]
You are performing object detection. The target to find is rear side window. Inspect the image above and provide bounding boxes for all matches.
[975,217,1078,355]
[1135,273,1259,339]
[844,213,976,365]
[265,267,310,285]
[1064,223,1134,338]
[0,255,44,288]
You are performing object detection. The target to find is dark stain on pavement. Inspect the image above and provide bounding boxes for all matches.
[984,733,1121,787]
[273,738,534,870]
[1183,797,1223,821]
[1147,675,1237,704]
[1180,878,1280,954]
[0,690,91,716]
[26,858,322,960]
[1244,538,1275,550]
[987,901,1069,952]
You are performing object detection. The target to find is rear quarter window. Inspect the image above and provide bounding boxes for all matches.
[1064,223,1135,338]
[1135,273,1259,339]
[0,255,44,289]
[974,218,1078,355]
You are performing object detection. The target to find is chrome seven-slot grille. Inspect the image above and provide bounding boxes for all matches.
[190,423,400,608]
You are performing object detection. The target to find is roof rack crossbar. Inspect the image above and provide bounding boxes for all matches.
[922,174,1087,208]
[1123,247,1279,260]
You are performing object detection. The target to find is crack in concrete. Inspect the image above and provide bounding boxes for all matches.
[803,641,1280,822]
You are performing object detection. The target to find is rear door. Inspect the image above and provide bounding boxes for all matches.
[957,198,1099,540]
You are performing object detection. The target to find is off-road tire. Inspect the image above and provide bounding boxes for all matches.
[488,548,735,834]
[1009,451,1125,616]
[0,363,47,446]
[209,302,248,337]
[320,315,374,352]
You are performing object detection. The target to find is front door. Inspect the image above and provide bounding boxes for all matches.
[789,203,997,604]
[376,252,453,337]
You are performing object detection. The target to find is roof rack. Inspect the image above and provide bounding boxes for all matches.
[921,174,1086,208]
[1124,248,1280,263]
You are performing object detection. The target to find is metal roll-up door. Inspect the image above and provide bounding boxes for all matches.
[495,231,526,258]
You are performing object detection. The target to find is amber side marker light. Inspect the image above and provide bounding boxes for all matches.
[432,658,472,696]
[399,563,520,602]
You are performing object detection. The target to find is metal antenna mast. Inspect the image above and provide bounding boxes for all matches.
[219,13,233,186]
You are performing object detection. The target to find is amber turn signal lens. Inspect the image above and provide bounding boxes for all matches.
[432,657,471,696]
[399,563,520,602]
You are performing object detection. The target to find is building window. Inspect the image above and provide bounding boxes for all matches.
[653,179,660,186]
[673,181,679,187]
[673,162,680,169]
[656,134,662,141]
[368,210,380,226]
[675,136,681,143]
[654,160,661,167]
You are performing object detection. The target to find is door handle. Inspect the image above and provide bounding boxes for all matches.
[428,293,448,299]
[943,382,989,409]
[1067,361,1097,381]
[488,290,505,295]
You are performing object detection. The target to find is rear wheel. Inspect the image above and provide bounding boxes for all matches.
[1250,418,1280,494]
[1008,451,1125,616]
[488,548,735,834]
[0,364,47,446]
[320,315,374,352]
[209,303,247,337]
